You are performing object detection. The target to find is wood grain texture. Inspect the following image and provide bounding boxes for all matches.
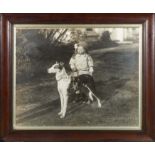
[0,13,154,141]
[152,14,155,139]
[0,14,2,140]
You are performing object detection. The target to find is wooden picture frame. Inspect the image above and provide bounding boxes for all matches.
[0,13,155,141]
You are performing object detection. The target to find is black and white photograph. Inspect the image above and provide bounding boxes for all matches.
[13,24,142,130]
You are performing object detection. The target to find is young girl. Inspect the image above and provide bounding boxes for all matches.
[69,44,96,98]
[69,45,94,76]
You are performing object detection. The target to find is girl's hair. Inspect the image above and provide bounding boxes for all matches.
[79,46,88,54]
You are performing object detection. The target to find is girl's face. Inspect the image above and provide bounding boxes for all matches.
[77,46,85,54]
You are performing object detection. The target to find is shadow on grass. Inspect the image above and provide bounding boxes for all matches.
[17,99,59,123]
[17,98,87,123]
[17,78,129,124]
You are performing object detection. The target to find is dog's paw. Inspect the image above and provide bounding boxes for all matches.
[60,114,65,119]
[98,103,102,108]
[58,111,63,115]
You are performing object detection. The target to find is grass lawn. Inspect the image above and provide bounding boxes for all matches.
[15,44,140,129]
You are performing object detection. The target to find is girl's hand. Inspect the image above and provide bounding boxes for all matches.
[89,67,94,75]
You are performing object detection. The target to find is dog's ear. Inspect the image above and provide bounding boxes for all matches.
[58,62,64,70]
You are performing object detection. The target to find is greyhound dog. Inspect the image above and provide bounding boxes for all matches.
[47,62,101,118]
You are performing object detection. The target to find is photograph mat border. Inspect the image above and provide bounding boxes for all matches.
[13,24,143,130]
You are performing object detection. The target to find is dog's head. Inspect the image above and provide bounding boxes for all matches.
[47,61,64,74]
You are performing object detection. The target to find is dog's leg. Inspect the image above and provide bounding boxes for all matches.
[92,93,102,108]
[85,92,93,105]
[58,89,63,115]
[60,90,68,118]
[89,92,94,101]
[96,98,102,108]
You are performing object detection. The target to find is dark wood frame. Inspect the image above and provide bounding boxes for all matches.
[0,13,155,141]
